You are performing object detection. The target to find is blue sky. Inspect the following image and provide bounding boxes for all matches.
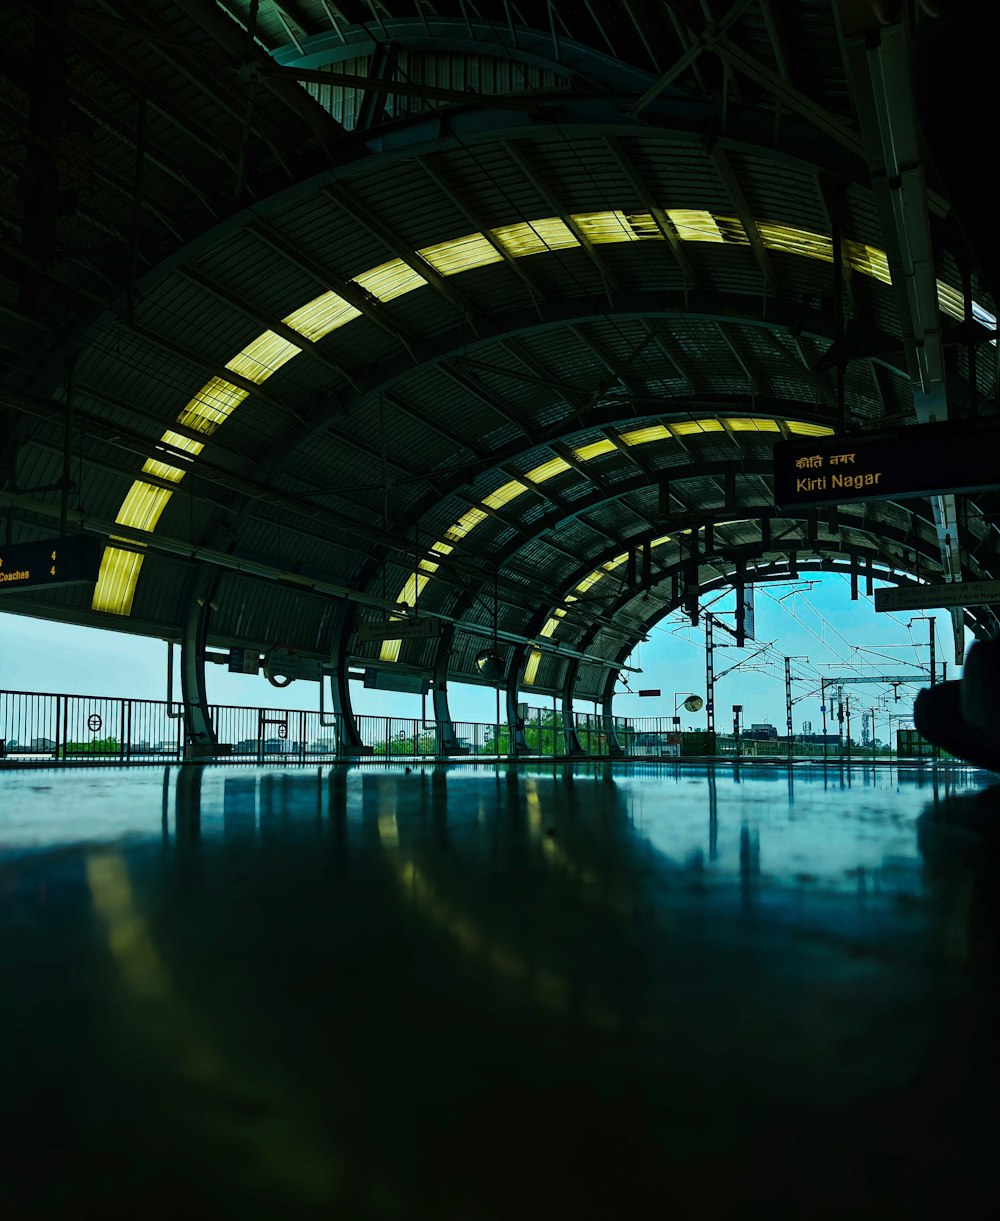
[0,572,961,732]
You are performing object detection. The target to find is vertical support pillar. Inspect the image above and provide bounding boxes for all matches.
[705,613,715,735]
[328,600,368,755]
[431,624,466,755]
[505,644,530,757]
[561,659,586,756]
[821,679,829,762]
[601,669,626,758]
[785,657,793,762]
[180,568,219,759]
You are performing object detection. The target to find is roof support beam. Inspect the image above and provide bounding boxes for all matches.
[709,144,779,295]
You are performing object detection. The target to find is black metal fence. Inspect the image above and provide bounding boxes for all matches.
[0,689,930,765]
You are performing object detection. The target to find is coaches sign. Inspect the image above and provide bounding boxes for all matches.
[0,535,101,593]
[874,580,1000,613]
[773,418,1000,509]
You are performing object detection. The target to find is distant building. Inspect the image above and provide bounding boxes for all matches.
[744,723,778,741]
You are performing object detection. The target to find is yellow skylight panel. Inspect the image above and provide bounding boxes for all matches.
[175,378,248,436]
[116,482,174,534]
[757,221,833,263]
[225,330,301,384]
[431,540,454,555]
[524,649,542,686]
[540,617,560,638]
[651,534,671,548]
[524,457,571,483]
[620,424,670,446]
[159,430,204,457]
[666,209,726,243]
[787,421,835,437]
[91,546,145,616]
[844,240,891,284]
[605,553,629,570]
[554,607,567,617]
[571,210,653,244]
[445,507,488,541]
[490,218,578,258]
[573,438,616,461]
[398,573,430,607]
[936,281,964,321]
[576,570,604,593]
[419,233,503,276]
[283,291,361,341]
[380,640,401,663]
[483,480,527,510]
[352,258,428,302]
[723,417,780,432]
[141,457,187,483]
[671,418,724,435]
[418,559,439,573]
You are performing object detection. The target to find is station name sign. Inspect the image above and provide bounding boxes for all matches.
[773,417,1000,509]
[0,534,102,593]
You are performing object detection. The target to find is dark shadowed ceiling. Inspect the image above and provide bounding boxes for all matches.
[2,0,997,699]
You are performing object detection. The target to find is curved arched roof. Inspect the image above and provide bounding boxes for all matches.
[2,0,997,700]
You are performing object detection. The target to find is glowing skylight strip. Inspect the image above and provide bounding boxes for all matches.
[524,457,571,483]
[756,221,832,262]
[724,417,780,432]
[353,259,428,302]
[573,439,617,460]
[398,573,429,607]
[160,430,205,456]
[283,291,361,341]
[844,239,891,285]
[140,459,186,483]
[671,419,723,435]
[490,218,578,258]
[388,416,835,646]
[446,507,489,541]
[483,479,527,510]
[225,331,301,383]
[573,210,651,244]
[91,547,145,616]
[524,649,542,685]
[96,196,983,627]
[787,421,834,437]
[420,233,503,276]
[176,378,248,436]
[620,424,670,446]
[666,209,727,243]
[116,483,174,534]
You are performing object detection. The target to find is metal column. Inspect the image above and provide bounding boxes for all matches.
[328,600,368,755]
[561,659,587,756]
[431,624,467,755]
[179,566,220,759]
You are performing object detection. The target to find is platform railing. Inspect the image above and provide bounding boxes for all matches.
[0,688,932,765]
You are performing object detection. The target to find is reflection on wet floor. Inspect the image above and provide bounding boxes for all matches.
[2,761,999,1218]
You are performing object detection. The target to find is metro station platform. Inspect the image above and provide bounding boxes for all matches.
[2,761,999,1219]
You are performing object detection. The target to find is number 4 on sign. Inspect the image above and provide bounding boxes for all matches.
[50,551,57,561]
[50,566,56,575]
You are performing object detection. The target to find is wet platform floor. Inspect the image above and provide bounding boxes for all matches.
[2,761,1000,1219]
